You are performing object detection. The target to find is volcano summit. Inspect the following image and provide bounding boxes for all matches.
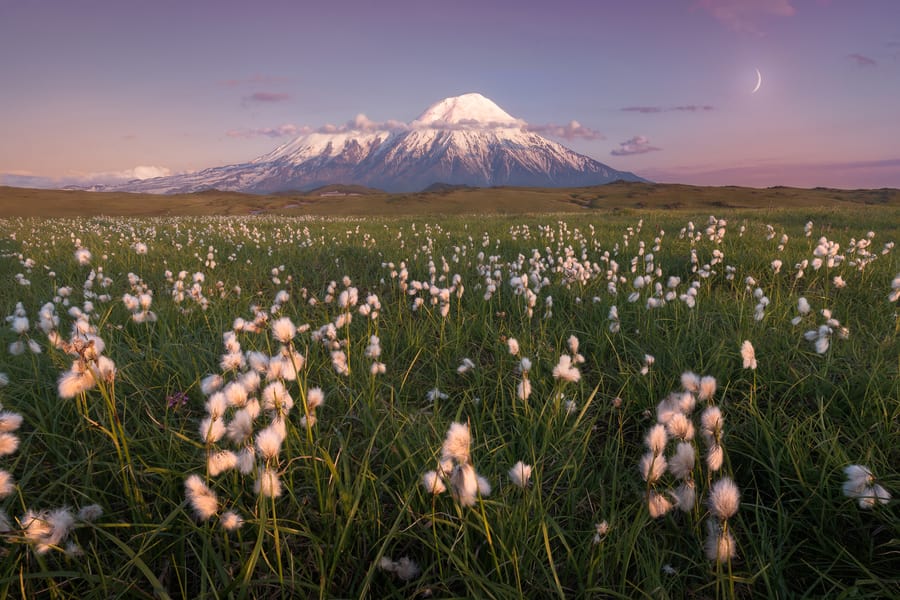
[113,93,647,194]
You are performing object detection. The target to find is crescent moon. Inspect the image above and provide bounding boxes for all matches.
[751,68,762,93]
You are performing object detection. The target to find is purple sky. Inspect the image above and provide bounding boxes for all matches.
[2,0,898,189]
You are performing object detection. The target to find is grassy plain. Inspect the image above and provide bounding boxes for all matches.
[1,181,899,217]
[0,187,897,598]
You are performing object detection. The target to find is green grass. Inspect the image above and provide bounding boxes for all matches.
[1,181,899,218]
[0,206,897,598]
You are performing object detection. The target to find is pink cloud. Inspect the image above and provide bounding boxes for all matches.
[611,136,661,156]
[694,0,796,34]
[622,106,663,114]
[622,105,714,113]
[526,120,605,140]
[226,124,310,138]
[226,113,608,142]
[847,53,877,67]
[641,158,900,188]
[220,74,289,87]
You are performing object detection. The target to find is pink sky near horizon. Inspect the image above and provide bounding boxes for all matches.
[1,0,899,190]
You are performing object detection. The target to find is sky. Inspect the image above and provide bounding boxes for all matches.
[1,0,899,189]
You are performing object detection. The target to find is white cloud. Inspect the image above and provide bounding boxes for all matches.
[695,0,796,34]
[130,166,171,180]
[611,136,661,156]
[526,120,605,140]
[1,165,177,188]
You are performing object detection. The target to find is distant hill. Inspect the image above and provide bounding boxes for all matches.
[1,182,898,218]
[421,182,479,194]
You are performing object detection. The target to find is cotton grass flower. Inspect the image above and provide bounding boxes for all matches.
[184,474,218,520]
[0,470,16,498]
[665,412,694,441]
[507,337,520,356]
[698,376,717,402]
[74,248,92,266]
[199,415,226,444]
[255,426,284,461]
[457,357,475,374]
[0,433,20,457]
[207,450,238,476]
[592,520,610,544]
[22,508,76,555]
[307,387,325,410]
[422,470,446,495]
[644,424,668,455]
[57,367,96,399]
[220,510,244,531]
[647,490,673,518]
[517,378,532,401]
[378,556,421,581]
[508,461,533,488]
[255,467,282,497]
[639,452,667,484]
[0,411,23,433]
[681,371,700,393]
[740,340,757,370]
[668,442,695,480]
[709,477,740,519]
[843,464,891,509]
[704,519,737,562]
[450,463,480,506]
[890,274,900,302]
[441,422,470,464]
[700,406,723,443]
[271,317,296,343]
[552,354,581,383]
[77,504,103,522]
[706,444,724,471]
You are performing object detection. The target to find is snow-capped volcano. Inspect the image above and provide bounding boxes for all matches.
[112,93,647,194]
[412,93,523,127]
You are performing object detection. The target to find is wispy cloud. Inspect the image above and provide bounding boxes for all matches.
[227,113,606,141]
[226,114,409,139]
[220,74,289,87]
[847,53,877,67]
[611,136,661,156]
[622,105,714,114]
[226,124,310,139]
[526,120,605,140]
[694,0,796,35]
[245,92,291,103]
[643,157,900,188]
[1,165,175,188]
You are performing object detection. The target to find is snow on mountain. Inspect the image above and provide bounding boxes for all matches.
[412,92,523,126]
[112,93,648,194]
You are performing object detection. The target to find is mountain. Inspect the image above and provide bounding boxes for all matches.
[112,93,648,194]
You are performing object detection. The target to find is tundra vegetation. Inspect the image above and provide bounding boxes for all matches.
[0,206,897,598]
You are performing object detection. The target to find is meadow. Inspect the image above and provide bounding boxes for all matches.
[0,206,897,598]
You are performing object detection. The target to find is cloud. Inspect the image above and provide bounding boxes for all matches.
[641,157,900,188]
[611,136,661,156]
[245,92,291,103]
[526,120,605,140]
[226,115,411,139]
[220,75,289,87]
[694,0,796,34]
[1,166,174,188]
[226,112,607,142]
[129,166,171,180]
[847,53,877,67]
[622,105,714,114]
[226,124,311,138]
